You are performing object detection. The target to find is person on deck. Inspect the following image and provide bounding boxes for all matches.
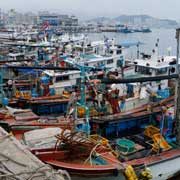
[7,79,13,98]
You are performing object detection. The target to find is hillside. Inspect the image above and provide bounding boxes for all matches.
[85,15,178,28]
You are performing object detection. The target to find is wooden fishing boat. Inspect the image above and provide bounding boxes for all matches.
[19,121,180,180]
[30,130,127,179]
[10,92,70,115]
[2,95,173,140]
[32,147,124,178]
[0,106,73,139]
[90,96,174,137]
[126,148,180,180]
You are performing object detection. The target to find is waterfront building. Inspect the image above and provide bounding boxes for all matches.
[38,12,78,26]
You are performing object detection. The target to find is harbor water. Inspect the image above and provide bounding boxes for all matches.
[87,28,177,58]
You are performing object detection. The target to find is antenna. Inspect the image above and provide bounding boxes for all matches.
[155,38,159,57]
[167,47,172,56]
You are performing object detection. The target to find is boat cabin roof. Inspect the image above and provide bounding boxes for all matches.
[85,56,117,63]
[9,53,24,57]
[43,70,80,77]
[90,40,105,47]
[80,55,119,63]
[132,56,177,69]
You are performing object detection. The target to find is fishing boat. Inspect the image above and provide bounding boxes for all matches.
[118,25,151,34]
[30,130,127,179]
[119,26,134,33]
[0,106,73,139]
[24,128,153,180]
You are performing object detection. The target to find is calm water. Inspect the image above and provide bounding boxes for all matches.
[87,28,177,58]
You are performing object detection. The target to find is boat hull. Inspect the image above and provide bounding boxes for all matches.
[149,156,180,180]
[32,148,126,179]
[47,160,121,178]
[127,149,180,180]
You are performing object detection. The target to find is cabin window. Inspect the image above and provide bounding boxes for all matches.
[19,55,25,60]
[107,59,114,64]
[117,49,122,54]
[109,50,113,54]
[97,62,104,66]
[117,59,123,67]
[55,75,69,82]
[135,66,138,72]
[156,68,167,75]
[76,78,81,84]
[137,66,152,75]
[169,67,176,74]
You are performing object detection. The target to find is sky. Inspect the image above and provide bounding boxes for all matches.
[0,0,179,20]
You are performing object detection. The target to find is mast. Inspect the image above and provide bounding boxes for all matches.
[156,38,159,58]
[63,59,92,137]
[175,28,180,145]
[137,42,140,59]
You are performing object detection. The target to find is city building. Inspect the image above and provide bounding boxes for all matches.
[38,11,78,26]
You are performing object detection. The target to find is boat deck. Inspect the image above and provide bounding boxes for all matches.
[110,131,178,166]
[126,148,180,166]
[91,96,174,124]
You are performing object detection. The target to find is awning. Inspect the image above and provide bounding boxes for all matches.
[117,42,144,47]
[17,68,42,74]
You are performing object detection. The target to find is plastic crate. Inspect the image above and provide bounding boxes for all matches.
[144,125,160,138]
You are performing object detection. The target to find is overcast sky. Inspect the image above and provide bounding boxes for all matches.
[0,0,179,20]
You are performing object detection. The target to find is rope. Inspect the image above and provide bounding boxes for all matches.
[0,168,20,180]
[83,143,101,166]
[26,165,49,180]
[83,143,127,173]
[57,169,71,180]
[55,129,94,150]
